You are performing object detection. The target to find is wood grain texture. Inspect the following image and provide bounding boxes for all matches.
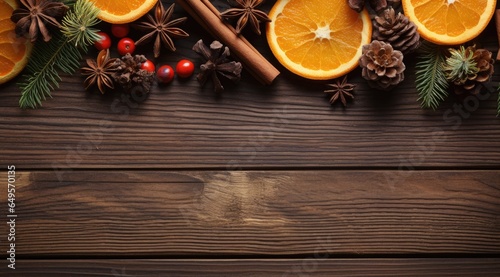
[0,1,499,169]
[1,170,498,256]
[11,258,500,276]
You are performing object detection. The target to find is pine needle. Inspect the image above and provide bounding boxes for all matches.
[18,34,81,109]
[61,0,77,7]
[17,0,100,109]
[497,85,500,117]
[415,41,449,110]
[61,0,101,48]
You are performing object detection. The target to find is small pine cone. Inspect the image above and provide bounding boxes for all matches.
[444,46,477,86]
[359,40,405,90]
[474,49,494,82]
[372,7,420,55]
[453,48,494,96]
[113,54,155,95]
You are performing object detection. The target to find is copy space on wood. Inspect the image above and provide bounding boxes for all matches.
[1,170,498,256]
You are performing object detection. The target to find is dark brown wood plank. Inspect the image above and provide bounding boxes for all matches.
[0,1,499,169]
[10,258,500,276]
[1,170,498,256]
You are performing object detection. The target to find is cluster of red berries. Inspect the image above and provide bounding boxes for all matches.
[93,24,195,84]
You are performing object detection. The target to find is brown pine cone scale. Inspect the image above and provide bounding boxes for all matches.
[372,7,420,55]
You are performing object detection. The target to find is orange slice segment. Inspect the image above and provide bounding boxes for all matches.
[89,0,158,24]
[0,0,32,85]
[266,0,372,80]
[402,0,496,45]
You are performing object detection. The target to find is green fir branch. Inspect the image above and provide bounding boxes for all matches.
[497,85,500,117]
[18,0,100,109]
[61,0,101,48]
[415,41,449,110]
[18,34,81,109]
[61,0,77,8]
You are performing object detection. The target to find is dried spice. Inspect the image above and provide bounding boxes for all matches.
[372,7,420,55]
[359,40,405,90]
[81,49,118,94]
[134,2,189,58]
[192,39,242,92]
[10,0,69,42]
[324,76,355,106]
[113,54,155,95]
[220,0,271,35]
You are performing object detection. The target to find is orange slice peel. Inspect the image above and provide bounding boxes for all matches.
[402,0,497,45]
[89,0,159,24]
[266,0,372,80]
[0,0,32,85]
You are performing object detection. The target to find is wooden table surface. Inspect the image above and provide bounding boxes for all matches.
[1,0,500,276]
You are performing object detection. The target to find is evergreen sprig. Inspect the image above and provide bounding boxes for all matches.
[443,46,478,84]
[61,0,77,8]
[497,85,500,117]
[61,0,101,48]
[19,34,81,109]
[18,0,100,109]
[415,41,449,110]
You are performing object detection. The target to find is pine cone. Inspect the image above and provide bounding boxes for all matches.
[453,47,494,96]
[372,7,420,55]
[359,40,405,90]
[113,54,155,95]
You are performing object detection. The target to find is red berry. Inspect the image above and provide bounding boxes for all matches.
[94,32,111,50]
[176,59,195,78]
[111,24,130,38]
[117,37,135,55]
[157,65,175,84]
[141,60,155,73]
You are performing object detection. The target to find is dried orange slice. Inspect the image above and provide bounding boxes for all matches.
[89,0,158,24]
[402,0,496,45]
[0,0,32,85]
[266,0,372,80]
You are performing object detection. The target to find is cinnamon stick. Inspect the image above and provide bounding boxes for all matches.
[175,0,280,85]
[496,9,500,60]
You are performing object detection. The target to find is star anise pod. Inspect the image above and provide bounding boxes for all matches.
[193,39,242,92]
[134,2,189,58]
[10,0,69,42]
[220,0,271,35]
[324,76,355,106]
[81,49,118,94]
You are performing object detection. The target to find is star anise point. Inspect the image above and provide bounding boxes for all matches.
[221,0,271,35]
[81,49,118,94]
[11,0,68,42]
[133,2,189,58]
